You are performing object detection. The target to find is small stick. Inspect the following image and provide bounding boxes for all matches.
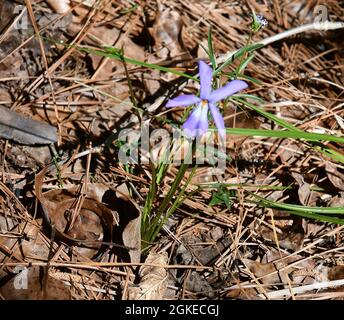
[217,21,344,64]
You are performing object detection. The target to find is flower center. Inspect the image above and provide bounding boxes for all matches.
[201,100,208,108]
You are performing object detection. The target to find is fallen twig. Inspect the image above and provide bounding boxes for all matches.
[217,21,344,64]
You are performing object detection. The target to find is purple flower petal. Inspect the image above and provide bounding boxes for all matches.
[209,80,248,103]
[198,61,213,100]
[197,102,209,135]
[209,103,225,137]
[183,102,209,138]
[166,95,201,108]
[183,104,202,137]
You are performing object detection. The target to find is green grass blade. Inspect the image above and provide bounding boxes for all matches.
[231,97,344,163]
[208,27,217,69]
[237,53,255,75]
[200,183,295,191]
[142,164,157,234]
[233,97,300,131]
[284,211,344,225]
[235,73,262,85]
[214,43,264,76]
[220,127,344,144]
[314,145,344,164]
[91,46,198,80]
[250,193,344,214]
[154,165,198,240]
[233,94,265,103]
[42,36,197,81]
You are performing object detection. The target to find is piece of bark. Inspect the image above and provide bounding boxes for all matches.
[0,106,57,144]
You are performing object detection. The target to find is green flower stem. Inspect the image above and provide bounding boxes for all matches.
[143,141,195,247]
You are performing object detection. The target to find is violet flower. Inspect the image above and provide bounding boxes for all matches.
[166,60,248,138]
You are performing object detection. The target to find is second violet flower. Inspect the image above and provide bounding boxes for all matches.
[166,60,248,138]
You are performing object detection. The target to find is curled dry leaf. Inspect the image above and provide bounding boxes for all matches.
[127,251,168,300]
[101,186,141,264]
[44,189,111,258]
[35,166,141,262]
[35,166,117,259]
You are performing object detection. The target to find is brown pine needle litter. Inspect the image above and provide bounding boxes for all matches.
[0,0,344,300]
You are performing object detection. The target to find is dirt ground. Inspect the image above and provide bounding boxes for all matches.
[0,0,343,300]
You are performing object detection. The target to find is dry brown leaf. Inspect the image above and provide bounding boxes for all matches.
[121,212,141,263]
[325,162,344,191]
[101,185,141,264]
[35,166,141,262]
[243,258,289,285]
[149,6,190,61]
[277,140,305,163]
[197,39,209,60]
[259,209,304,251]
[225,287,259,299]
[144,5,191,94]
[35,167,117,259]
[67,21,144,80]
[0,48,26,77]
[243,249,317,288]
[0,1,15,32]
[186,271,216,298]
[127,251,168,300]
[291,172,322,206]
[67,16,145,99]
[0,218,49,262]
[224,109,260,148]
[263,249,316,272]
[328,195,344,208]
[227,252,318,299]
[278,221,305,251]
[328,265,344,280]
[44,189,116,257]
